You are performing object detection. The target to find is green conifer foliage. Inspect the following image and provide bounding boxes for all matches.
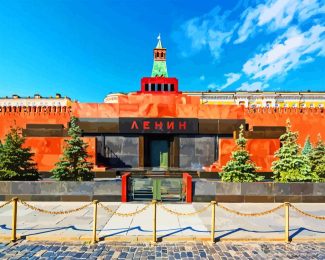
[308,134,325,182]
[302,136,312,155]
[52,117,94,181]
[271,120,318,182]
[221,124,263,182]
[0,127,39,180]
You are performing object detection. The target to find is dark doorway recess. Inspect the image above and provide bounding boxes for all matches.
[150,139,169,168]
[143,135,179,169]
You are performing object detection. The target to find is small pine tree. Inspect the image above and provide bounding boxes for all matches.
[0,127,39,181]
[52,117,94,181]
[271,119,318,182]
[221,124,263,182]
[308,134,325,182]
[302,136,312,155]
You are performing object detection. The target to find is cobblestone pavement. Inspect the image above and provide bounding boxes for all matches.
[0,240,324,259]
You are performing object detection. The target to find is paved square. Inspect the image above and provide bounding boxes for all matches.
[0,240,324,259]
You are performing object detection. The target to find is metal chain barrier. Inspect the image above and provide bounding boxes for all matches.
[98,202,151,217]
[217,203,284,217]
[289,204,325,220]
[2,198,325,244]
[0,199,12,209]
[158,202,211,216]
[18,199,93,215]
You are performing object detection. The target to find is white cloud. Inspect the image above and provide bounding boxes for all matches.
[219,73,241,90]
[207,73,241,90]
[237,81,269,91]
[175,0,324,91]
[258,0,298,29]
[297,0,325,22]
[235,0,324,44]
[242,25,325,80]
[179,6,237,60]
[208,83,218,89]
[206,30,234,60]
[234,7,260,44]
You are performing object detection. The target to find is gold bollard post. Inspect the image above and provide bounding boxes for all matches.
[284,202,290,243]
[152,200,157,243]
[211,201,216,243]
[11,197,18,242]
[92,200,99,244]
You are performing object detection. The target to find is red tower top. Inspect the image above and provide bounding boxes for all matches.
[140,77,179,93]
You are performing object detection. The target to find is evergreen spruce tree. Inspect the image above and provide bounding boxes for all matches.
[52,117,94,181]
[308,134,325,182]
[0,127,39,180]
[221,124,263,182]
[271,119,318,182]
[302,136,312,155]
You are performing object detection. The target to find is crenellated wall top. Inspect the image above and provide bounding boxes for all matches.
[245,107,325,114]
[0,94,71,108]
[0,106,72,114]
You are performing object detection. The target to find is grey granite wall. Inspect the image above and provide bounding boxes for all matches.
[193,180,325,202]
[179,136,216,170]
[0,180,324,202]
[0,180,121,201]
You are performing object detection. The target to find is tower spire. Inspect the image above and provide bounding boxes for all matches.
[156,33,162,48]
[151,34,168,77]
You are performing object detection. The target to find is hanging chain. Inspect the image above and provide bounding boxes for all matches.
[1,199,323,221]
[158,203,211,216]
[218,203,284,217]
[0,199,12,209]
[98,202,151,217]
[18,199,92,215]
[290,204,325,220]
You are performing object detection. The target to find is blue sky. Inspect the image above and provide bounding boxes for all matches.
[0,0,324,102]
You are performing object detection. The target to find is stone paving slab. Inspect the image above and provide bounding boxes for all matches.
[0,240,324,259]
[0,202,324,241]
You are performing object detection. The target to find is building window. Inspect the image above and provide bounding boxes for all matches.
[171,84,174,91]
[164,84,168,91]
[97,136,139,168]
[145,84,149,91]
[179,136,217,170]
[157,84,161,91]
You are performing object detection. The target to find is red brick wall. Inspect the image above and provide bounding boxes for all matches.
[0,107,71,139]
[73,95,244,119]
[217,138,280,172]
[24,137,96,172]
[245,108,325,145]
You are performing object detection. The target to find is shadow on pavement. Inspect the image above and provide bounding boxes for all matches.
[1,224,324,240]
